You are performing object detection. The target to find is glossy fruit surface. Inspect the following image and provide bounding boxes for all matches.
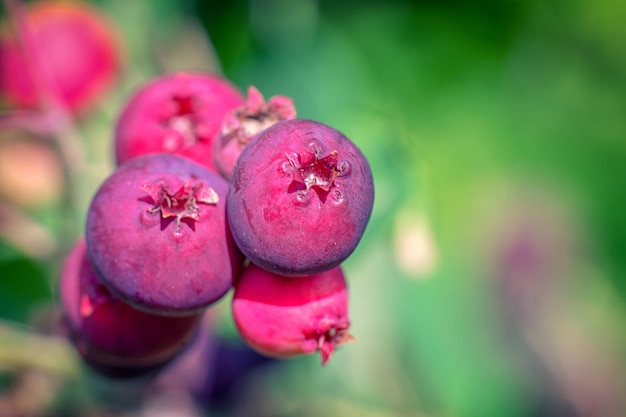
[86,153,242,315]
[115,72,244,170]
[232,263,353,365]
[227,119,374,276]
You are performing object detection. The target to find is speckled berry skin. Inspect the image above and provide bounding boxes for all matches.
[114,72,244,170]
[60,240,203,377]
[232,263,353,365]
[85,153,242,315]
[227,119,374,276]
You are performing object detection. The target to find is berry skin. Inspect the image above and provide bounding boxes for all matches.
[232,263,353,365]
[115,72,244,170]
[227,119,374,276]
[0,1,120,113]
[59,240,203,378]
[85,153,243,315]
[213,85,296,179]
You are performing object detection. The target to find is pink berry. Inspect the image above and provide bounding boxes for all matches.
[85,153,242,315]
[59,239,203,377]
[232,263,354,365]
[213,85,296,179]
[114,72,244,170]
[227,119,374,276]
[0,1,120,113]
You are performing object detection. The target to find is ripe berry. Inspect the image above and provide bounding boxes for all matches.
[213,85,296,179]
[85,153,242,315]
[114,72,244,170]
[232,263,353,365]
[0,1,120,113]
[227,119,374,276]
[59,240,203,378]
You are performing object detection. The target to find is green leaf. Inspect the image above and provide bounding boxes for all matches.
[0,240,52,323]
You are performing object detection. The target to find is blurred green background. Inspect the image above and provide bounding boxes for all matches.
[1,0,626,416]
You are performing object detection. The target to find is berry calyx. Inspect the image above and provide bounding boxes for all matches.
[302,316,355,365]
[232,263,353,365]
[141,179,218,233]
[156,91,220,153]
[287,146,345,200]
[213,86,296,179]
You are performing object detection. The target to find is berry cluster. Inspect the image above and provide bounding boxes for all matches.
[56,57,373,376]
[0,0,374,377]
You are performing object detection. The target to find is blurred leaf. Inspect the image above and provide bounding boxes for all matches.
[0,371,13,390]
[0,240,51,323]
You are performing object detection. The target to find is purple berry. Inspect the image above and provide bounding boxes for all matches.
[227,119,374,276]
[85,153,242,315]
[59,240,203,377]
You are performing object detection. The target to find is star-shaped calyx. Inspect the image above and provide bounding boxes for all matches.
[287,142,351,203]
[141,179,218,232]
[220,86,296,146]
[293,149,339,192]
[160,93,207,151]
[303,317,354,365]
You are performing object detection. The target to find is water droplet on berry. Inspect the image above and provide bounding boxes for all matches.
[330,189,345,205]
[140,209,159,226]
[172,229,184,242]
[306,138,324,158]
[281,159,296,175]
[337,160,351,177]
[294,190,310,207]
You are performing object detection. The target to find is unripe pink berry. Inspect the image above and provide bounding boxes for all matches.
[115,72,244,170]
[232,263,354,365]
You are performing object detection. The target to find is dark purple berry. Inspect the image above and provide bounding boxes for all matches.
[227,119,374,276]
[59,240,203,377]
[85,153,243,315]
